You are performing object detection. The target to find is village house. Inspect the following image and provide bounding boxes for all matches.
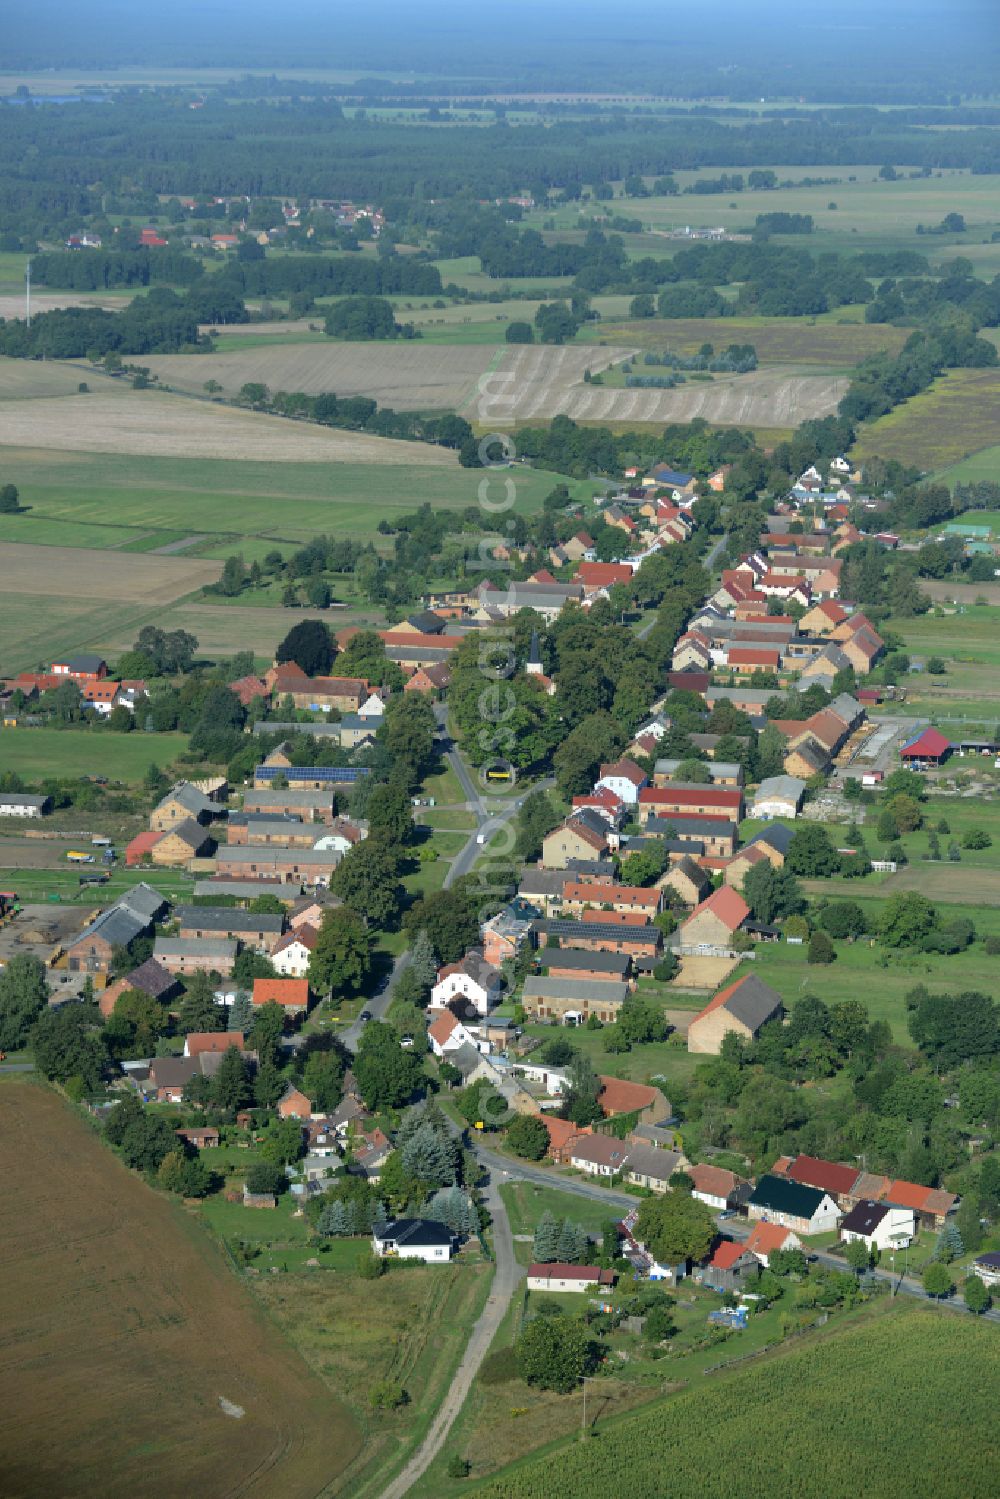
[595,758,648,804]
[685,1162,753,1213]
[277,1084,314,1120]
[146,819,215,867]
[653,758,744,788]
[751,775,806,820]
[840,1200,916,1254]
[550,916,662,963]
[623,1146,683,1194]
[569,1134,629,1177]
[687,973,785,1055]
[430,950,502,1015]
[62,901,153,975]
[174,905,285,954]
[744,1221,804,1266]
[175,1126,220,1150]
[152,937,237,976]
[747,1175,841,1235]
[542,947,632,985]
[560,881,662,919]
[183,1031,245,1058]
[271,924,318,978]
[225,814,317,848]
[520,976,629,1025]
[657,855,712,908]
[253,977,311,1017]
[638,784,744,824]
[526,1263,615,1293]
[372,1219,454,1262]
[265,661,369,713]
[599,1075,670,1124]
[971,1253,1000,1290]
[640,814,738,858]
[541,813,609,869]
[517,868,569,916]
[98,957,179,1018]
[677,886,750,953]
[702,1241,760,1294]
[213,845,342,886]
[480,903,535,967]
[0,792,51,818]
[242,788,336,823]
[428,1009,480,1057]
[151,781,219,831]
[723,843,773,889]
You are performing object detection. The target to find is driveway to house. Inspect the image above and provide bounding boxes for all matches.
[378,1168,525,1499]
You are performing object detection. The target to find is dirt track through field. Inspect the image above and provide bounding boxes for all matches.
[0,386,456,465]
[0,1081,359,1499]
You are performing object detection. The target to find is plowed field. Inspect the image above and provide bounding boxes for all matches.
[0,1081,359,1499]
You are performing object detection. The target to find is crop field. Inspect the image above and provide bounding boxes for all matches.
[853,369,1000,471]
[480,344,844,426]
[0,382,456,465]
[0,1080,359,1499]
[0,357,101,401]
[0,540,219,671]
[144,342,498,409]
[589,316,909,367]
[470,1305,998,1499]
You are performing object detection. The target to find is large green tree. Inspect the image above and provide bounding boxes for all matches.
[353,1021,422,1110]
[0,954,49,1050]
[634,1189,717,1265]
[332,839,403,931]
[309,906,372,996]
[515,1316,597,1393]
[275,618,334,675]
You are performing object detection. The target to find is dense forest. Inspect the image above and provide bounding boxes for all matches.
[5,97,1000,239]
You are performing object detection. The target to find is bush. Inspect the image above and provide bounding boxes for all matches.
[808,930,836,965]
[446,1455,471,1479]
[962,829,992,850]
[368,1378,408,1409]
[357,1249,386,1280]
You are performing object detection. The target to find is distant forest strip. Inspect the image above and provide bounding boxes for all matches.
[4,100,1000,217]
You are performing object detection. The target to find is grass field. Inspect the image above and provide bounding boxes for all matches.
[469,1303,999,1498]
[0,1079,359,1499]
[853,368,1000,471]
[0,726,191,782]
[252,1253,493,1498]
[500,1181,624,1240]
[936,449,1000,487]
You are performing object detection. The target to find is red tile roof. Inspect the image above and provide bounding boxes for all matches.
[787,1155,860,1197]
[527,1263,614,1282]
[598,1075,662,1117]
[576,561,634,588]
[746,1222,799,1258]
[687,1163,741,1199]
[727,647,781,668]
[187,1032,245,1056]
[428,1010,460,1046]
[252,978,309,1007]
[708,1239,751,1271]
[684,886,750,933]
[640,787,743,811]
